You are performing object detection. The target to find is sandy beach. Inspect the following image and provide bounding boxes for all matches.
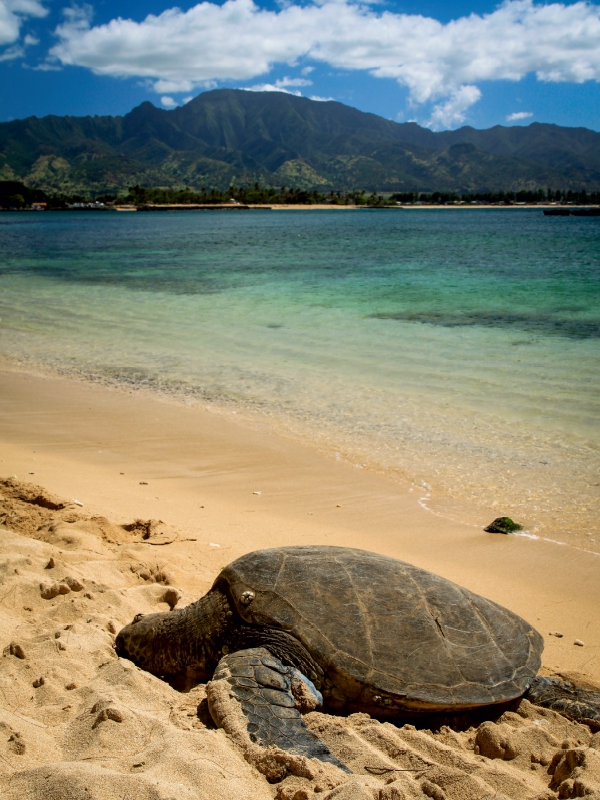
[0,362,599,799]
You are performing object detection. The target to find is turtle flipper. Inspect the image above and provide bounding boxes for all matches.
[526,676,600,728]
[207,647,349,773]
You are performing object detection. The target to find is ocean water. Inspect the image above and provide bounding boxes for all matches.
[1,209,599,546]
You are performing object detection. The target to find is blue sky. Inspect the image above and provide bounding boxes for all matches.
[1,0,599,130]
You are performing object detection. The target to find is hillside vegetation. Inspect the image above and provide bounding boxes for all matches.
[1,90,599,194]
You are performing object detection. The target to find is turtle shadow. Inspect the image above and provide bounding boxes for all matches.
[382,698,520,733]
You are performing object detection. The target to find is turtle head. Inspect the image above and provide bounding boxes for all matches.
[115,611,183,676]
[115,590,233,683]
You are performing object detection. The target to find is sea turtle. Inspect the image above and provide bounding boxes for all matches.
[115,546,600,774]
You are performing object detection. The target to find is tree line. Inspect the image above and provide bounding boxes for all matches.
[122,184,368,206]
[390,188,600,204]
[2,180,600,210]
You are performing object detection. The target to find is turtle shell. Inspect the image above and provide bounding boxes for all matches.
[215,545,543,712]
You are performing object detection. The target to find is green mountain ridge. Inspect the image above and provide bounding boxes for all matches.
[1,89,599,194]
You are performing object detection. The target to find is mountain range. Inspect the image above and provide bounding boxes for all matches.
[1,89,600,195]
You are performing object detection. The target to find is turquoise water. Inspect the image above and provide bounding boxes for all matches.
[1,209,599,543]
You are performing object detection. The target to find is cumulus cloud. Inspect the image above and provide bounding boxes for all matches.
[0,0,47,51]
[160,95,178,107]
[427,85,482,129]
[48,0,600,128]
[507,110,534,120]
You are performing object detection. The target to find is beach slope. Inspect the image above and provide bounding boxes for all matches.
[1,364,599,799]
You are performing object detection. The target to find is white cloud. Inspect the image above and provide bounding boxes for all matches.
[310,94,334,101]
[0,42,21,59]
[276,76,312,87]
[506,110,534,121]
[244,84,301,95]
[427,85,482,129]
[154,79,195,94]
[245,75,312,94]
[160,95,178,107]
[48,0,600,128]
[31,59,61,69]
[61,4,93,30]
[0,0,47,50]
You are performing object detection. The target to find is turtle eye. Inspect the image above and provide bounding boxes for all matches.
[133,613,145,623]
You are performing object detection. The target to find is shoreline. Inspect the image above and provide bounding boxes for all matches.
[4,341,597,555]
[1,359,598,683]
[5,203,599,212]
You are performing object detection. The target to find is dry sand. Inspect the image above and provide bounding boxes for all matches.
[1,363,599,800]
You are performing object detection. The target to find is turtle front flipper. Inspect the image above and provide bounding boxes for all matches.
[526,677,600,728]
[207,647,350,780]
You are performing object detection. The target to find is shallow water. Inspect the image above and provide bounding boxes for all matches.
[0,209,599,545]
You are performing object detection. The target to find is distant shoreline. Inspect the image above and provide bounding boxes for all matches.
[3,203,600,212]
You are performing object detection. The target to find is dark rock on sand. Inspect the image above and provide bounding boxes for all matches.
[484,517,523,534]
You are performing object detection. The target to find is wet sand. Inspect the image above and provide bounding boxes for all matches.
[1,362,599,799]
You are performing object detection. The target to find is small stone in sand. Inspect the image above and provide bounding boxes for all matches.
[92,707,124,728]
[8,732,25,755]
[65,682,77,690]
[32,676,45,688]
[64,576,84,591]
[72,499,84,506]
[107,621,117,634]
[40,581,71,599]
[45,557,56,569]
[574,639,585,646]
[9,642,26,659]
[253,491,261,495]
[139,481,148,485]
[549,631,564,638]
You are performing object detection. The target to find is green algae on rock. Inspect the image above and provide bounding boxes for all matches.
[484,517,524,534]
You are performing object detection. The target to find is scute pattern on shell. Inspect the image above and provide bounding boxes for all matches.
[215,546,543,712]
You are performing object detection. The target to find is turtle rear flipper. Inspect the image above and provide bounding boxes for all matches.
[527,677,600,728]
[207,647,350,778]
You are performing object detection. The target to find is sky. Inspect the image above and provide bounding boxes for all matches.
[1,0,599,130]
